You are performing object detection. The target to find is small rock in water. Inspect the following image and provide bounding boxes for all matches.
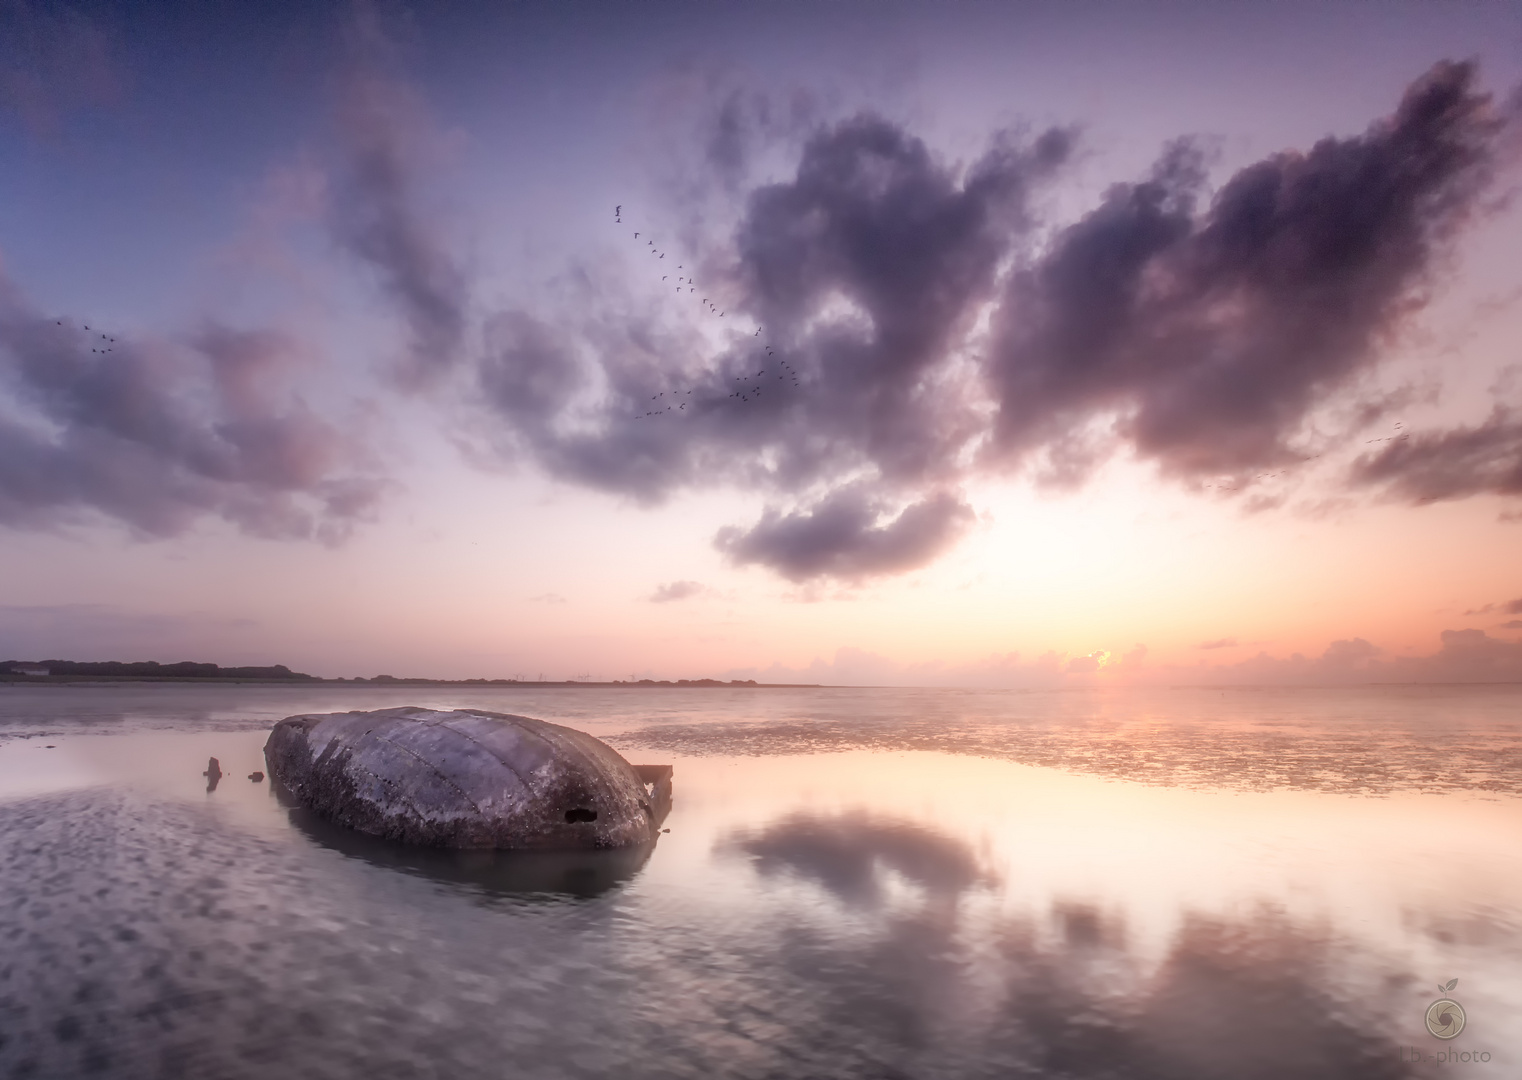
[265,707,672,851]
[248,771,265,783]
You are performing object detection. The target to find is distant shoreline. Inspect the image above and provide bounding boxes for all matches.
[0,674,823,689]
[0,659,821,688]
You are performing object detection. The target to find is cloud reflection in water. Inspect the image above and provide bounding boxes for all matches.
[720,810,1434,1079]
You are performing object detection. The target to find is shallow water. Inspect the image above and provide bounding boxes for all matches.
[0,683,1517,1078]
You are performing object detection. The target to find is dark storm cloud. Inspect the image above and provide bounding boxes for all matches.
[1349,406,1522,502]
[987,60,1511,483]
[715,487,975,583]
[462,61,1517,581]
[330,13,467,390]
[0,274,383,540]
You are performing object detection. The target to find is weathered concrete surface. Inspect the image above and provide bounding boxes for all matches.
[264,707,662,850]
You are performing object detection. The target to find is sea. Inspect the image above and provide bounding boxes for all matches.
[0,681,1517,1079]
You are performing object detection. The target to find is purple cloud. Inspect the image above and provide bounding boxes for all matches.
[466,61,1517,581]
[716,487,975,583]
[987,61,1510,484]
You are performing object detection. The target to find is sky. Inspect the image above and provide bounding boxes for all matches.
[2,0,1522,684]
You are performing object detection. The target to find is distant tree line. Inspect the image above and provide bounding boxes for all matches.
[2,660,316,680]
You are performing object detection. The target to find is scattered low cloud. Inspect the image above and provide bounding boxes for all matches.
[1201,630,1522,684]
[1198,637,1239,650]
[718,628,1522,687]
[720,642,1150,688]
[1500,619,1522,630]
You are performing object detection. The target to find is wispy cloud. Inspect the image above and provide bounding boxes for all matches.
[1351,407,1522,504]
[330,7,467,390]
[1462,596,1522,616]
[0,278,385,541]
[647,580,708,603]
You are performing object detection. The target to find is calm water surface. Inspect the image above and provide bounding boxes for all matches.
[0,683,1517,1078]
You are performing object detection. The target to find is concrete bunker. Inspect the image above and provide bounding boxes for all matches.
[264,706,671,850]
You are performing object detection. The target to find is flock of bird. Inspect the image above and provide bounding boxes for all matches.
[1364,421,1410,445]
[1199,422,1406,493]
[57,319,117,354]
[613,205,799,421]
